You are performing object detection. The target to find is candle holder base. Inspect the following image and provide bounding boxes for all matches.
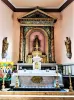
[69,86,73,92]
[56,80,60,88]
[15,82,19,88]
[2,85,5,91]
[56,83,60,88]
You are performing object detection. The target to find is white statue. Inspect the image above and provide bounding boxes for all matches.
[32,55,42,70]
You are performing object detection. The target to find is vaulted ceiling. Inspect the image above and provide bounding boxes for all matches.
[1,0,74,12]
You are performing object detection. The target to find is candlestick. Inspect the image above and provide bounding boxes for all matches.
[69,73,73,92]
[56,65,60,88]
[15,74,19,88]
[2,73,6,91]
[2,77,5,90]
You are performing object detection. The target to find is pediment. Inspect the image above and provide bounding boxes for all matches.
[18,9,57,25]
[22,9,52,18]
[18,9,56,20]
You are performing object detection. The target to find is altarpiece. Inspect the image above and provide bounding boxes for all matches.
[18,9,57,63]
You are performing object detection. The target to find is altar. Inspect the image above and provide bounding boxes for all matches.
[11,63,63,89]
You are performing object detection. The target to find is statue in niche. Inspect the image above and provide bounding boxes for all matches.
[33,35,40,51]
[2,37,9,58]
[65,37,72,59]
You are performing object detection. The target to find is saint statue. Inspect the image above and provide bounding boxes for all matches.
[32,35,42,57]
[33,35,40,51]
[65,37,72,59]
[2,37,9,58]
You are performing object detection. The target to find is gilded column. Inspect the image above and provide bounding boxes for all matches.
[23,31,26,63]
[51,26,55,62]
[19,26,23,61]
[47,27,51,63]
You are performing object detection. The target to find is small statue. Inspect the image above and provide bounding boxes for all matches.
[33,35,40,51]
[65,37,72,59]
[2,37,9,58]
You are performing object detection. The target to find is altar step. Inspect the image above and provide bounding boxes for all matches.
[9,87,64,91]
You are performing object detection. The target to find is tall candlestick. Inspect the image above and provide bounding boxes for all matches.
[69,72,73,92]
[56,65,60,88]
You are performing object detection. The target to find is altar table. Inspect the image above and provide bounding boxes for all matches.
[11,70,63,87]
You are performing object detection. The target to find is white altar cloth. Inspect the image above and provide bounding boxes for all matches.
[13,70,61,76]
[11,70,62,87]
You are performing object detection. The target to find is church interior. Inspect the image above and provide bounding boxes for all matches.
[0,0,74,100]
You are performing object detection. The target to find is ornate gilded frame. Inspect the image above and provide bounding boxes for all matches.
[18,9,57,63]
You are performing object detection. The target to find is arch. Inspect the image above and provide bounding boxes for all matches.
[25,28,48,62]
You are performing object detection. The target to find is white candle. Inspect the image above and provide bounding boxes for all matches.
[68,66,71,74]
[56,65,58,71]
[3,67,6,73]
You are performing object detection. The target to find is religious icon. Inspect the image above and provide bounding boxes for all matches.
[2,37,9,58]
[35,62,39,69]
[65,37,72,59]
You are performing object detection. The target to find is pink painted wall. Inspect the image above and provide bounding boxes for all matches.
[0,1,14,61]
[13,12,27,62]
[54,2,74,64]
[0,0,74,64]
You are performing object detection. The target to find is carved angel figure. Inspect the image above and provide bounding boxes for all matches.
[2,37,9,58]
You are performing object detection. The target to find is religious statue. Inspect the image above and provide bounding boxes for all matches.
[33,35,40,51]
[2,37,9,58]
[65,37,72,59]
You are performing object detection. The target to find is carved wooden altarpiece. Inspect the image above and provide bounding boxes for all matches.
[18,9,57,63]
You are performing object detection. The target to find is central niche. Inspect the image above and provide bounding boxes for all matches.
[26,28,48,63]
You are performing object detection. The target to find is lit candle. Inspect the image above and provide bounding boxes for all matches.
[68,66,71,74]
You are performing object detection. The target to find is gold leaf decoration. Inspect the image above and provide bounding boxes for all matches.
[31,76,43,83]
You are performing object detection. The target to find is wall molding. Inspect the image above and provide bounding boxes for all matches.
[1,0,74,12]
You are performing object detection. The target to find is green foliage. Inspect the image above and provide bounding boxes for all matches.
[4,74,11,81]
[0,78,3,81]
[12,66,17,72]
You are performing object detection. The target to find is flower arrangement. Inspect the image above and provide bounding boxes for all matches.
[0,70,3,81]
[0,62,14,81]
